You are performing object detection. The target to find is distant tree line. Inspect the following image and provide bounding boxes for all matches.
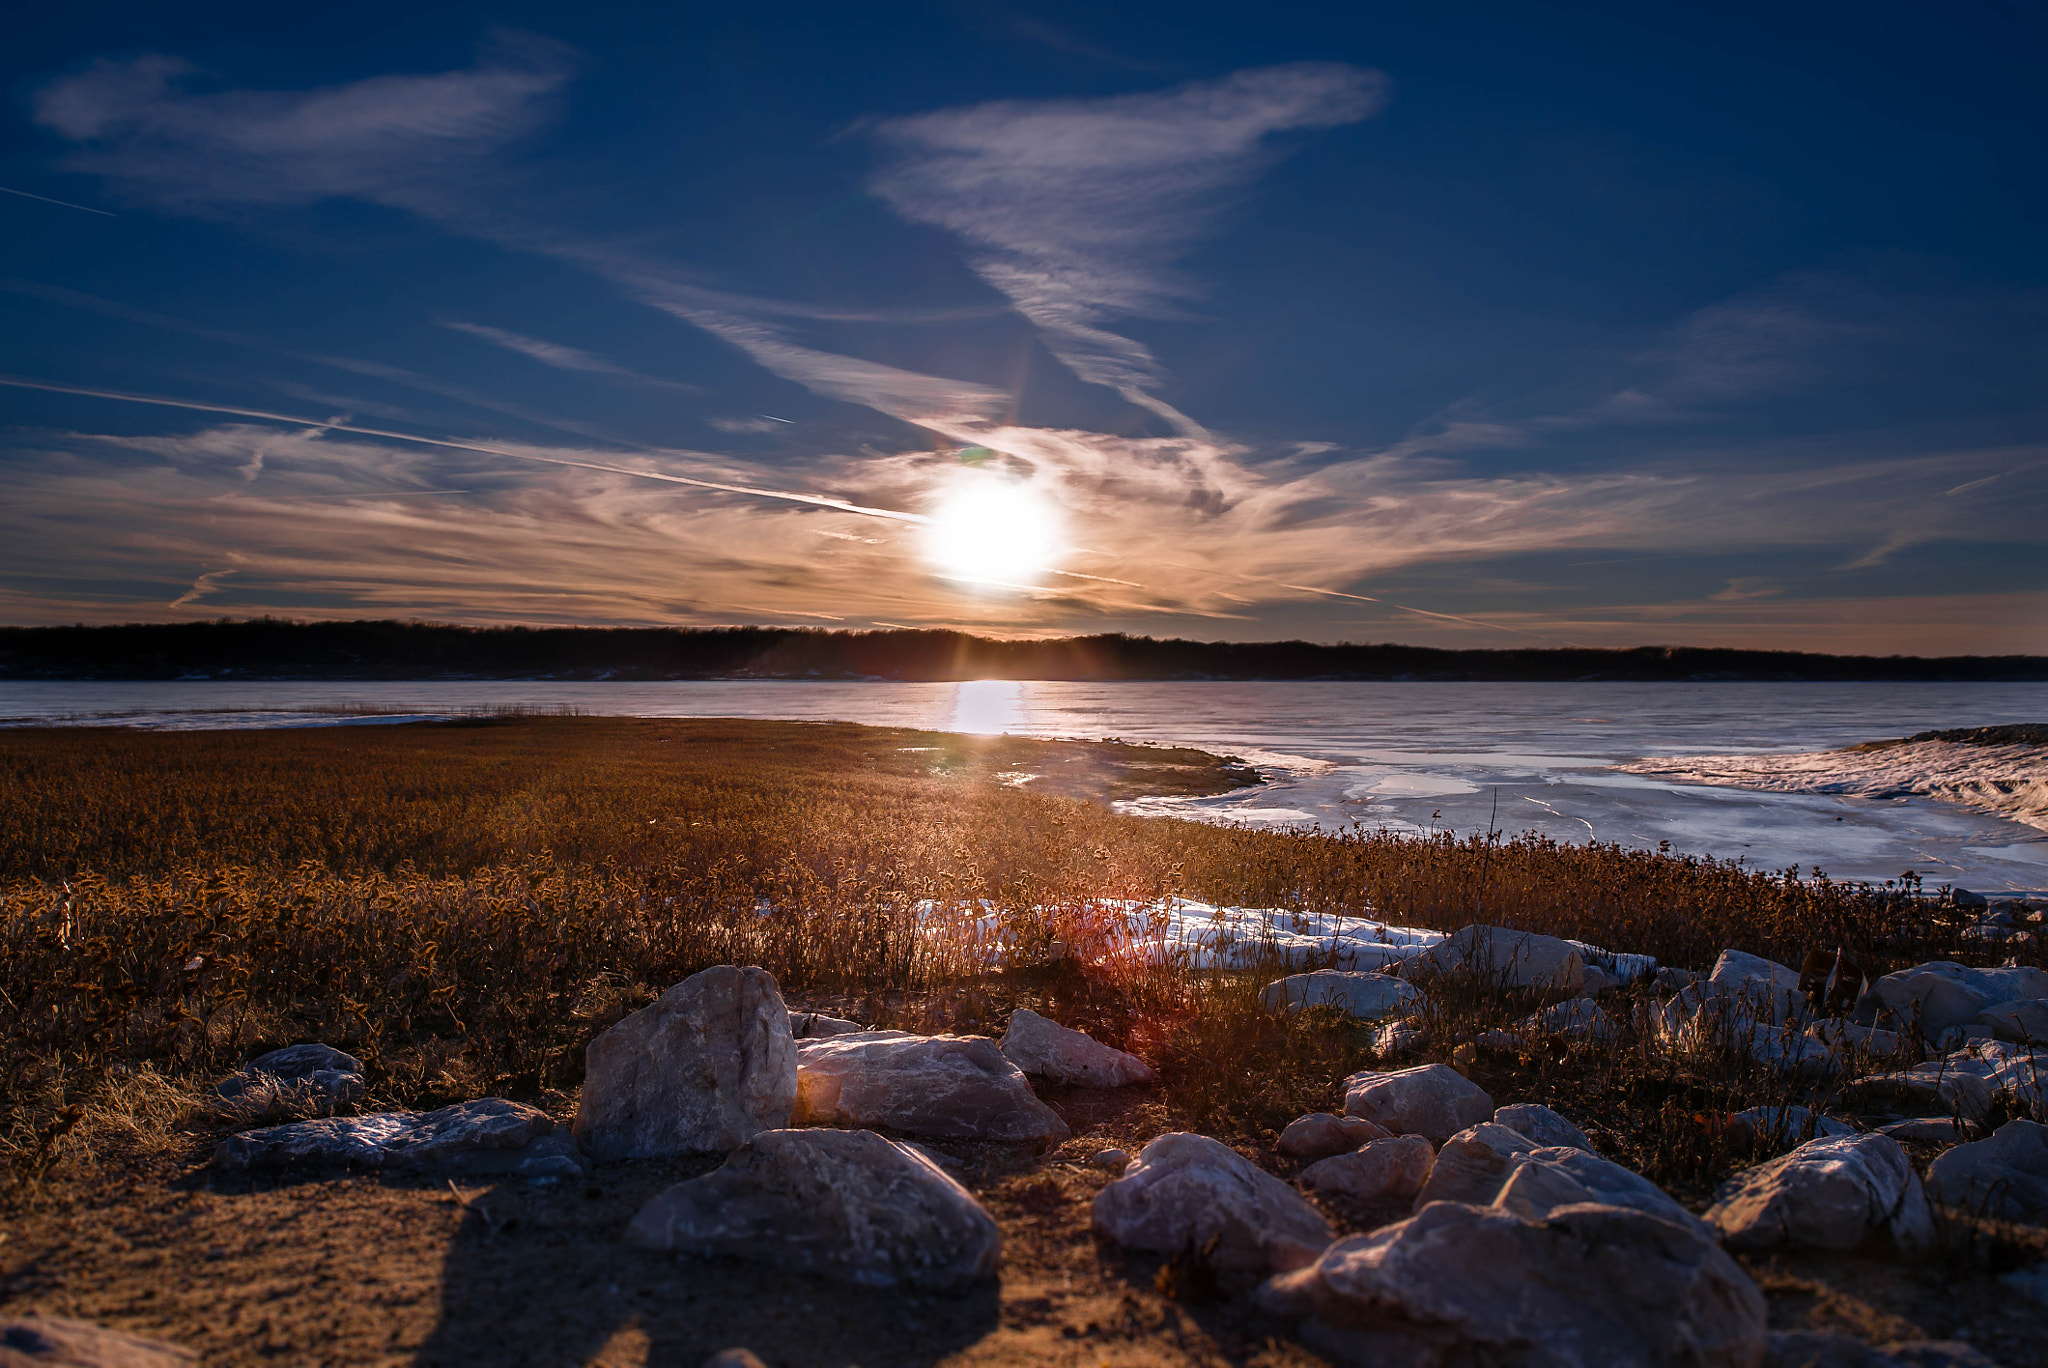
[1,619,2044,682]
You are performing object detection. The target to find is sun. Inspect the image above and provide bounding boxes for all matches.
[921,477,1062,587]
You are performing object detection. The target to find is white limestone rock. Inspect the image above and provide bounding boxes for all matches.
[0,1314,195,1367]
[794,1032,1069,1146]
[789,1011,866,1039]
[1260,971,1423,1021]
[1857,1039,2048,1121]
[1727,1106,1856,1150]
[626,1128,999,1289]
[1856,962,2048,1039]
[1373,1021,1427,1058]
[1491,1103,1593,1152]
[1877,1117,1969,1144]
[573,964,798,1162]
[1090,1132,1335,1274]
[998,1008,1156,1087]
[1972,998,2048,1045]
[1410,1122,1537,1207]
[1415,924,1585,995]
[1706,1133,1933,1253]
[1278,1112,1391,1161]
[213,1097,587,1178]
[1298,1135,1435,1206]
[1343,1064,1493,1144]
[1258,1201,1767,1368]
[1416,1124,1703,1233]
[1519,998,1613,1043]
[1925,1118,2048,1224]
[1807,1019,1909,1057]
[211,1043,365,1119]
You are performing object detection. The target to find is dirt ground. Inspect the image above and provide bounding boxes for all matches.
[4,1076,2045,1368]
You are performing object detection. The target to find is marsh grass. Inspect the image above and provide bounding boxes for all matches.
[1,716,2032,1195]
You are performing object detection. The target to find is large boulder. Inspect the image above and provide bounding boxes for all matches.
[1492,1104,1593,1153]
[0,1315,195,1367]
[213,1098,586,1178]
[1278,1112,1391,1161]
[1298,1135,1435,1206]
[573,965,797,1162]
[1343,1064,1493,1144]
[1090,1133,1335,1274]
[1925,1118,2048,1224]
[211,1043,365,1119]
[794,1033,1069,1146]
[1706,1133,1933,1253]
[626,1128,998,1288]
[1258,1201,1767,1368]
[1260,971,1424,1021]
[1415,925,1585,995]
[1855,962,2048,1039]
[998,1009,1156,1087]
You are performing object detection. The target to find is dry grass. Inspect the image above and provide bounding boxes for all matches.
[1,715,2031,1200]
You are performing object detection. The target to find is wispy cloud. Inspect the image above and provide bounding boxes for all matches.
[438,320,704,393]
[168,568,236,608]
[32,33,574,215]
[867,63,1387,433]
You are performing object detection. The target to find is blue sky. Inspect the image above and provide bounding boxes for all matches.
[2,1,2044,650]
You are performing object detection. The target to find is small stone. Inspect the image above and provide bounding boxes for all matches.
[1877,1117,1969,1144]
[1520,998,1613,1042]
[1342,1063,1493,1144]
[573,965,798,1162]
[1726,1106,1856,1151]
[1373,1021,1426,1058]
[0,1314,195,1366]
[211,1043,366,1120]
[1258,1201,1766,1368]
[1297,1135,1434,1205]
[702,1352,770,1368]
[213,1098,587,1178]
[1707,1133,1933,1253]
[789,1011,866,1039]
[627,1128,999,1289]
[795,1032,1069,1146]
[1090,1133,1335,1274]
[998,1009,1156,1087]
[1259,971,1423,1021]
[1277,1112,1391,1161]
[1491,1103,1593,1152]
[1090,1147,1130,1172]
[1925,1118,2048,1224]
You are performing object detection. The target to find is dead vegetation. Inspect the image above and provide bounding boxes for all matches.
[0,716,2033,1205]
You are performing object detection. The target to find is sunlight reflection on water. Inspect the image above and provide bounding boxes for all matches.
[950,679,1025,735]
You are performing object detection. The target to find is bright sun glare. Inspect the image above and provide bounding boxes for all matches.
[921,478,1062,587]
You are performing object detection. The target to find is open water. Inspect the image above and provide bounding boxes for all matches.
[1,679,2043,892]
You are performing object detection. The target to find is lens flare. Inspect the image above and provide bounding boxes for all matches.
[921,477,1061,587]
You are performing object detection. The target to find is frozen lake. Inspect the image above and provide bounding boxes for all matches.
[2,678,2043,892]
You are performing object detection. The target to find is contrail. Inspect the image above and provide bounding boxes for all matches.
[0,186,117,217]
[0,374,929,526]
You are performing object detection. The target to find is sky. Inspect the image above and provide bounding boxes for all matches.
[2,1,2044,653]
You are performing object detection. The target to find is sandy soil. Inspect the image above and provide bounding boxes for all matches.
[5,1077,2044,1368]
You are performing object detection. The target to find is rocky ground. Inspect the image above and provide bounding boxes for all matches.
[6,951,2047,1368]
